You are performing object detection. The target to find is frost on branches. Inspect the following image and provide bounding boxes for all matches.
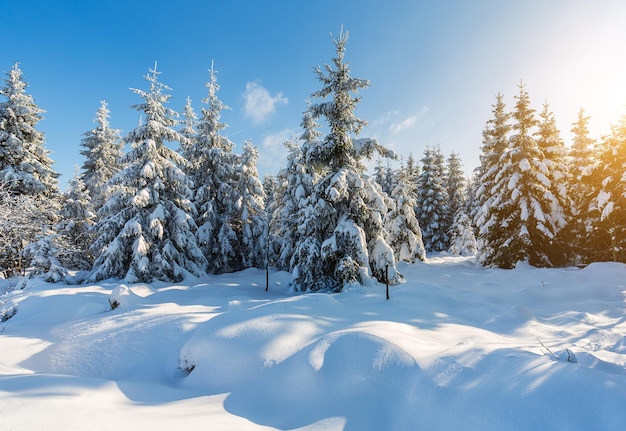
[184,64,241,274]
[476,83,561,268]
[384,163,426,263]
[291,29,401,292]
[88,65,206,283]
[0,63,59,198]
[80,100,123,212]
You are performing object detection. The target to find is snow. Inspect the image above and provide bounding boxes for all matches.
[2,256,626,430]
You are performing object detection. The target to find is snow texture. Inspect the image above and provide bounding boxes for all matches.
[2,256,626,430]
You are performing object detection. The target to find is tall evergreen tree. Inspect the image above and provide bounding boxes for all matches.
[588,115,626,262]
[237,142,266,269]
[292,29,399,291]
[56,170,96,271]
[446,152,466,226]
[417,146,450,252]
[478,83,557,268]
[0,63,59,197]
[0,63,60,274]
[534,101,568,265]
[564,108,597,264]
[384,160,426,263]
[472,93,511,240]
[80,100,123,212]
[270,107,321,271]
[88,64,206,283]
[189,63,240,274]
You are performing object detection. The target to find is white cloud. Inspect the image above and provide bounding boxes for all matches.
[388,105,430,134]
[243,81,288,124]
[389,115,418,134]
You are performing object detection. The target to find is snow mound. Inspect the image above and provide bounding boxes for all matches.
[109,284,141,309]
[224,330,422,431]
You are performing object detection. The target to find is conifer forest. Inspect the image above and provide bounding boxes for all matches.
[1,31,625,290]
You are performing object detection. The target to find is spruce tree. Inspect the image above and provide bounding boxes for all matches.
[478,83,557,268]
[565,108,597,264]
[0,63,60,274]
[446,152,467,229]
[472,93,511,245]
[384,160,426,263]
[56,170,96,271]
[588,115,626,262]
[270,107,321,271]
[189,63,240,274]
[80,100,124,212]
[417,146,450,252]
[448,211,477,256]
[534,101,568,265]
[0,63,59,197]
[237,141,266,269]
[88,64,206,283]
[292,29,399,291]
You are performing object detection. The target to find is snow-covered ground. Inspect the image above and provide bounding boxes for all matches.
[1,255,625,430]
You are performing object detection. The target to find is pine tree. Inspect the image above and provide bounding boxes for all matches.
[448,210,477,256]
[270,107,321,271]
[417,146,450,252]
[478,83,556,268]
[0,182,53,275]
[534,101,568,265]
[0,63,59,197]
[189,63,240,274]
[88,64,206,283]
[56,170,96,271]
[446,152,466,229]
[472,93,511,246]
[588,115,626,262]
[564,108,597,264]
[80,100,123,212]
[384,160,426,262]
[179,96,198,157]
[237,141,266,269]
[292,29,399,291]
[0,63,61,274]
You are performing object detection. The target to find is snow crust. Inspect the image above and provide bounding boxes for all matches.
[2,256,626,430]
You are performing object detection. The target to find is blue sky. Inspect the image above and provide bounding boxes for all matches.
[3,0,625,189]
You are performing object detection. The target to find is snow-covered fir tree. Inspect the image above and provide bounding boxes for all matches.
[587,114,626,262]
[384,160,426,262]
[0,63,61,275]
[417,146,450,252]
[179,96,198,157]
[446,152,467,228]
[477,83,558,268]
[0,63,60,197]
[0,181,53,275]
[472,93,511,247]
[262,174,276,210]
[80,100,123,212]
[563,108,597,264]
[373,159,394,195]
[188,63,240,274]
[56,170,96,271]
[292,29,400,291]
[270,107,321,271]
[237,141,266,269]
[88,64,206,283]
[22,234,68,283]
[534,101,568,265]
[448,210,477,256]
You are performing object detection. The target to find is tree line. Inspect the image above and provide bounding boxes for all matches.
[1,31,624,290]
